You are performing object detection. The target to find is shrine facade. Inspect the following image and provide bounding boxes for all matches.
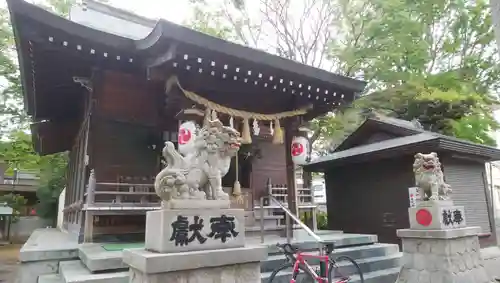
[8,0,366,242]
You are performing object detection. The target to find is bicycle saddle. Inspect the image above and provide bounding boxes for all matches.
[276,243,299,254]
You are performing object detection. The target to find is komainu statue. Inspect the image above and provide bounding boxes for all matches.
[413,152,452,201]
[154,119,241,202]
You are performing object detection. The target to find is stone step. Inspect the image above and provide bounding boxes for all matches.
[59,260,128,283]
[265,234,377,255]
[260,252,401,280]
[350,267,401,283]
[38,274,64,283]
[260,258,401,283]
[78,233,376,272]
[261,243,400,272]
[79,245,129,272]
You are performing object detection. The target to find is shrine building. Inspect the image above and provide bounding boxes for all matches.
[305,115,500,247]
[7,0,366,242]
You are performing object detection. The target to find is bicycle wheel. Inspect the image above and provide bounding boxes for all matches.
[328,255,364,283]
[268,262,316,283]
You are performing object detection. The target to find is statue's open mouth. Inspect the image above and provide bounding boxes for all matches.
[229,142,241,149]
[423,164,435,170]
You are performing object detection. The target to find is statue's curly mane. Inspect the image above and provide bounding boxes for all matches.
[194,120,240,154]
[413,154,442,173]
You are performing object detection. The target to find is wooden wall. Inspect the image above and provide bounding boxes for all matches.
[324,156,414,245]
[250,136,287,201]
[89,70,162,184]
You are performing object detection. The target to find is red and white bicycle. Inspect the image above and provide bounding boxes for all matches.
[267,243,364,283]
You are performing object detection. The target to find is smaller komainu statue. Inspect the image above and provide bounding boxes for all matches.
[154,119,241,202]
[413,152,452,201]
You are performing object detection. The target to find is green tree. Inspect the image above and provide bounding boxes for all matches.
[355,73,499,146]
[336,0,500,147]
[0,193,27,222]
[186,0,500,150]
[0,131,67,220]
[0,0,89,221]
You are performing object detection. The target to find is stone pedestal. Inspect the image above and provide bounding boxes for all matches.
[397,201,494,283]
[409,201,466,230]
[126,199,266,283]
[145,207,245,253]
[123,246,267,283]
[397,227,493,283]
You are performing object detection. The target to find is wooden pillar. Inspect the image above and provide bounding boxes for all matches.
[285,119,299,237]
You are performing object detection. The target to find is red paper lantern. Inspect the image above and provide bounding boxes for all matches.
[178,121,197,156]
[291,136,309,165]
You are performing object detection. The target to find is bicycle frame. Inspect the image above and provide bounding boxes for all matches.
[290,252,349,283]
[291,251,328,283]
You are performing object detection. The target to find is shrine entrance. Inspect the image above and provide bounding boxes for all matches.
[8,0,366,243]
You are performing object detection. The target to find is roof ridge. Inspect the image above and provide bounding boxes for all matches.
[78,0,157,27]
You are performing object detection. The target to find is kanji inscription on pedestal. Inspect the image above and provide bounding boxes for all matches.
[439,206,465,229]
[169,214,240,247]
[145,208,245,253]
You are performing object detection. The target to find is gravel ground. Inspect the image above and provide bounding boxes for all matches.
[0,245,20,283]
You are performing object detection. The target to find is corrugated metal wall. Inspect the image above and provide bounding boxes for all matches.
[441,157,492,235]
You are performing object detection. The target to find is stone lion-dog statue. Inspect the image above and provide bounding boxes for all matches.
[413,152,452,201]
[154,119,241,202]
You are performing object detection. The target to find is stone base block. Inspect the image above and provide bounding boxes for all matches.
[397,227,494,283]
[409,202,466,230]
[123,246,267,283]
[145,208,245,253]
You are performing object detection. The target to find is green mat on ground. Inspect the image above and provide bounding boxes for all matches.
[101,243,144,251]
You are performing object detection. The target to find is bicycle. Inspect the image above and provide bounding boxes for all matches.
[267,243,364,283]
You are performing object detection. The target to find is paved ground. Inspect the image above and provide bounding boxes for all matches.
[0,244,20,283]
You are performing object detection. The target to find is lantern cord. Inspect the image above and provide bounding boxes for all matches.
[166,76,312,120]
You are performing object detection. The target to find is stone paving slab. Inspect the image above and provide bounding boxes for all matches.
[19,229,79,262]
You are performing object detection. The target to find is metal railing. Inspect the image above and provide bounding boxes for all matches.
[259,194,321,244]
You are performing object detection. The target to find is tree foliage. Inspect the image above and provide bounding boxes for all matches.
[0,0,85,221]
[0,130,67,220]
[185,0,500,153]
[333,0,500,145]
[0,193,26,222]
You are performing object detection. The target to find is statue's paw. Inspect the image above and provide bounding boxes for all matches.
[165,178,175,187]
[429,195,438,201]
[190,191,206,200]
[178,184,189,193]
[216,191,230,200]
